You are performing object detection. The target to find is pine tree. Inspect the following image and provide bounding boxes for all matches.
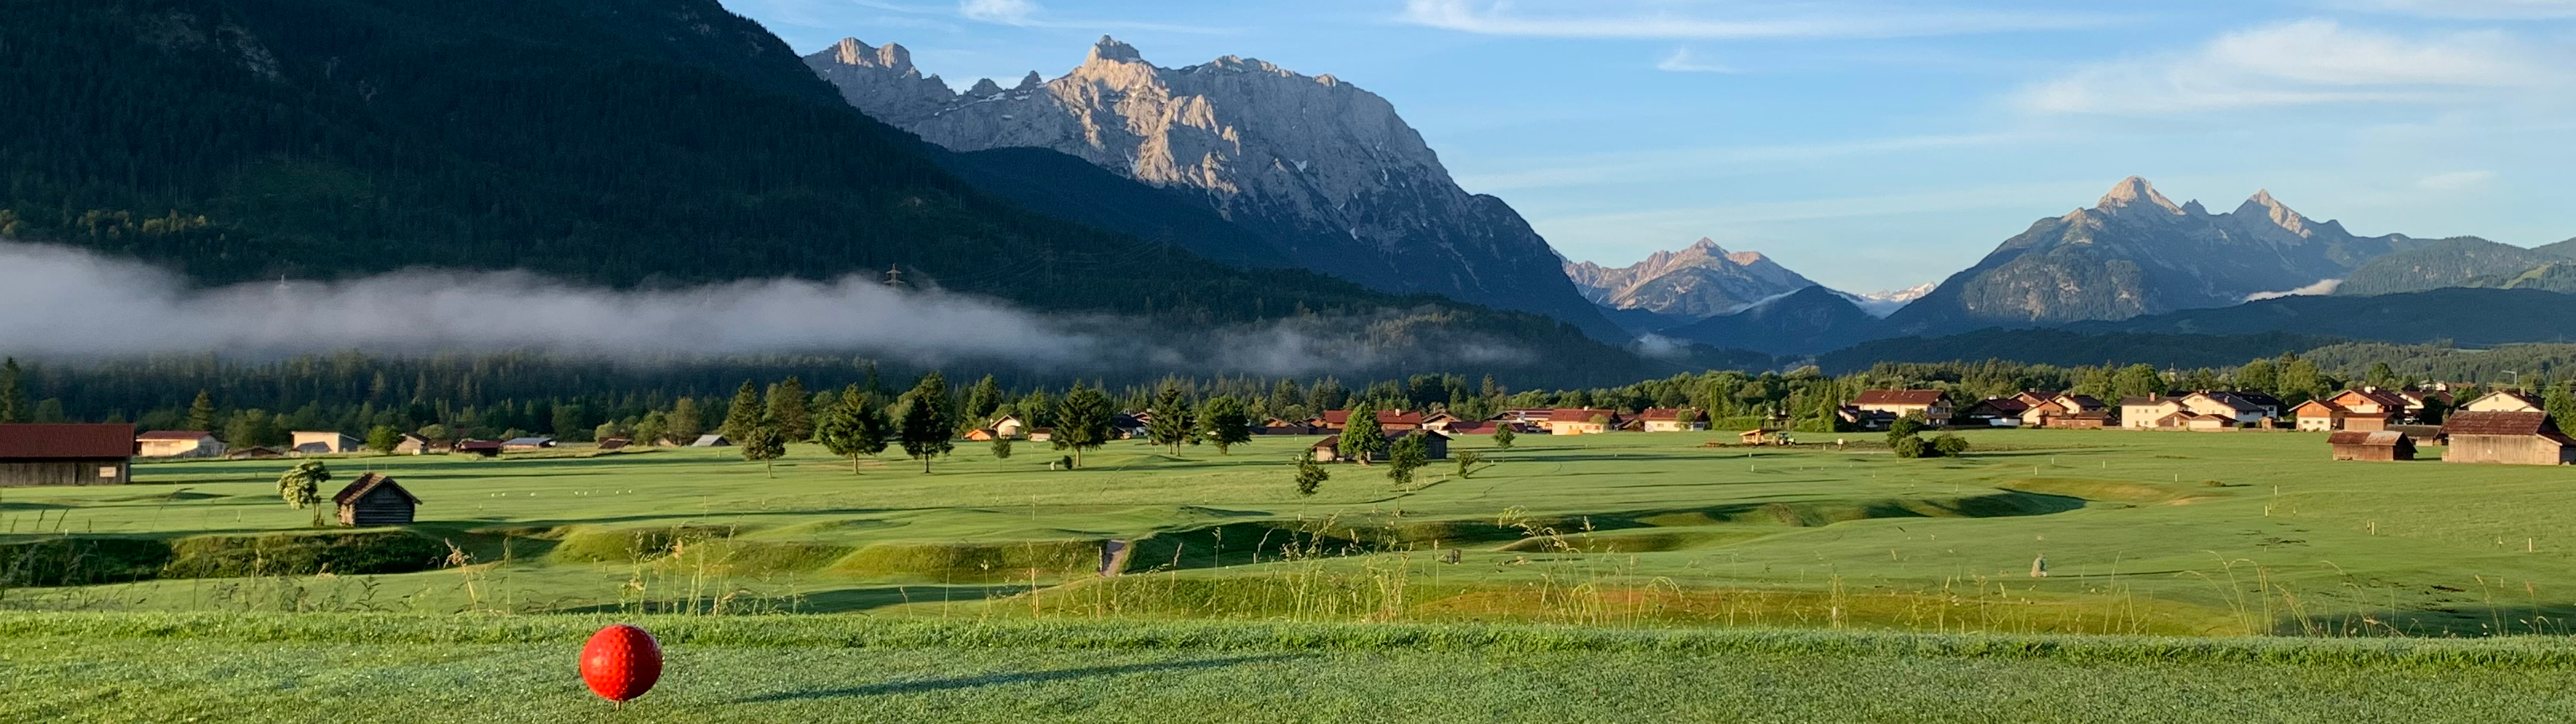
[667,398,703,443]
[741,418,788,477]
[766,376,813,441]
[855,390,893,461]
[1294,454,1329,497]
[720,381,762,441]
[0,358,25,423]
[1492,425,1516,450]
[964,375,1003,425]
[1387,433,1428,486]
[1147,382,1193,455]
[814,385,867,474]
[185,390,217,432]
[1198,396,1252,454]
[1338,404,1387,465]
[1053,384,1113,469]
[896,373,955,473]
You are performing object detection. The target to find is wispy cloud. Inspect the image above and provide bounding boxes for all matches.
[2018,19,2555,115]
[2415,169,2497,191]
[1399,0,2119,40]
[2349,0,2576,18]
[1655,47,1736,73]
[959,0,1040,25]
[1456,133,2014,192]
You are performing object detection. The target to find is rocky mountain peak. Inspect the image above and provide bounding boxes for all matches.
[831,38,914,73]
[2238,189,2312,236]
[967,77,1003,97]
[1565,238,1822,320]
[1089,35,1144,64]
[2094,176,2185,216]
[1015,71,1044,90]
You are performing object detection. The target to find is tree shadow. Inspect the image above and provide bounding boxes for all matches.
[732,654,1312,702]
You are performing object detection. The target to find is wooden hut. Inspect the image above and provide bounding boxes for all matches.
[454,440,503,457]
[332,473,419,526]
[0,423,134,487]
[2440,412,2576,465]
[2328,431,2415,461]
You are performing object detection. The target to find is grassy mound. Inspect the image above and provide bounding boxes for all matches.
[548,525,737,564]
[0,536,174,586]
[161,530,451,578]
[830,540,1103,582]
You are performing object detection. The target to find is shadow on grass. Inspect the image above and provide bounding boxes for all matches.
[734,654,1312,702]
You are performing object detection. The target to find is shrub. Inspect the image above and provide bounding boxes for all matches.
[1930,434,1970,458]
[1891,435,1928,459]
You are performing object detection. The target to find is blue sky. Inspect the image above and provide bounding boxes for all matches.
[724,0,2576,293]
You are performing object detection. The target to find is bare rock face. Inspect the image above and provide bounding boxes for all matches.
[1565,238,1821,320]
[804,36,1621,340]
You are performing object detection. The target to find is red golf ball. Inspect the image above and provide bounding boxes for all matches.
[580,623,663,703]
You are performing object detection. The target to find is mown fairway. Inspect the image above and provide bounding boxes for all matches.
[6,429,2576,635]
[9,614,2576,723]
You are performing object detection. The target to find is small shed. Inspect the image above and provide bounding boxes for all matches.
[454,440,504,457]
[689,434,732,447]
[2328,431,2415,461]
[596,437,632,451]
[225,446,288,461]
[500,437,555,452]
[392,433,438,455]
[332,473,419,527]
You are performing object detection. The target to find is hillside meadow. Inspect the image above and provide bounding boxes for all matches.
[6,429,2574,637]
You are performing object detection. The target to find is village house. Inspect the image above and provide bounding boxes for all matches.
[990,415,1026,438]
[1109,413,1148,439]
[1308,430,1451,463]
[2291,400,2347,432]
[2118,396,2185,429]
[2441,411,2576,465]
[392,433,444,455]
[292,430,363,455]
[136,430,225,459]
[1026,428,1055,442]
[333,473,420,527]
[500,437,555,452]
[1632,408,1708,433]
[1541,408,1621,436]
[1960,397,2031,427]
[2008,391,2110,429]
[1319,409,1425,432]
[2463,390,2544,413]
[2328,431,2415,461]
[1851,390,1953,422]
[2322,388,2410,430]
[0,423,134,487]
[2180,392,2271,428]
[1490,409,1556,425]
[1255,418,1327,436]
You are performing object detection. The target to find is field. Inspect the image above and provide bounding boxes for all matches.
[10,613,2576,723]
[8,429,2576,636]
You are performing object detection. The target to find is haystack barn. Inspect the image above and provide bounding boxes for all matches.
[0,424,134,487]
[290,431,361,455]
[2440,412,2576,465]
[332,473,419,526]
[2328,431,2415,461]
[136,430,225,459]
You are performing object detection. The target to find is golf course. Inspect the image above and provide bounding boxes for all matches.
[9,429,2576,720]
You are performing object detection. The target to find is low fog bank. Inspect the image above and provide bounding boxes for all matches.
[0,242,1530,376]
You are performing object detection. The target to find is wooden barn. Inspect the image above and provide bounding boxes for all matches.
[2440,412,2576,465]
[2328,431,2415,461]
[333,473,420,526]
[0,424,135,487]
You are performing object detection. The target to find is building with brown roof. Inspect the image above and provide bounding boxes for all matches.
[1633,408,1707,432]
[1851,390,1952,421]
[333,473,420,527]
[1318,409,1426,431]
[2292,400,2346,432]
[1541,409,1621,436]
[0,423,135,487]
[2463,391,2544,413]
[136,430,225,459]
[2441,412,2576,465]
[2328,431,2415,461]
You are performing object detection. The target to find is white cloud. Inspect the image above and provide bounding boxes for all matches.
[1656,48,1736,73]
[2018,20,2554,115]
[2415,169,2497,191]
[2353,0,2576,18]
[2245,279,2344,302]
[1399,0,2118,40]
[958,0,1039,26]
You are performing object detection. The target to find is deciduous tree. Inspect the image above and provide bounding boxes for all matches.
[1338,405,1387,465]
[276,461,331,527]
[1198,396,1252,454]
[1387,433,1428,486]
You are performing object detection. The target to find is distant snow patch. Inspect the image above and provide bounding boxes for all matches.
[2245,279,2342,302]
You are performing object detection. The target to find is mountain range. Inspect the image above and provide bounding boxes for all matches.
[805,36,1624,341]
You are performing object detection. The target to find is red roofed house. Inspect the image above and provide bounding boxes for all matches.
[136,430,225,459]
[1542,409,1621,436]
[0,423,136,487]
[1318,409,1425,432]
[1633,408,1707,433]
[2441,412,2576,465]
[1851,390,1952,422]
[2323,388,2410,431]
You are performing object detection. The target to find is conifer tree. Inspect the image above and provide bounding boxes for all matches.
[1053,384,1113,469]
[1147,382,1193,455]
[814,385,867,474]
[896,373,954,473]
[766,376,813,441]
[741,417,787,477]
[1337,404,1387,465]
[0,358,25,423]
[1294,453,1329,497]
[1198,396,1252,454]
[720,381,763,441]
[184,390,217,432]
[667,398,703,443]
[964,375,1004,426]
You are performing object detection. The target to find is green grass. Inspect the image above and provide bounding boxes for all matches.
[8,430,2576,635]
[7,613,2576,723]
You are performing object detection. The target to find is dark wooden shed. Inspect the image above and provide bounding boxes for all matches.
[0,423,134,487]
[2441,412,2576,465]
[2328,431,2415,461]
[333,473,420,527]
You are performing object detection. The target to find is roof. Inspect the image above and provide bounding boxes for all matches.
[2118,396,2178,407]
[500,437,554,446]
[332,473,420,507]
[454,440,504,450]
[1635,408,1699,421]
[2328,431,2411,446]
[1965,398,2031,415]
[137,430,215,441]
[1547,409,1620,424]
[2443,411,2559,437]
[2186,392,2266,414]
[689,434,732,446]
[2058,394,2106,409]
[2332,388,2411,410]
[1443,421,1502,434]
[1852,390,1947,406]
[2227,391,2286,409]
[1320,409,1426,426]
[0,424,137,459]
[2471,390,2543,409]
[2292,400,2344,415]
